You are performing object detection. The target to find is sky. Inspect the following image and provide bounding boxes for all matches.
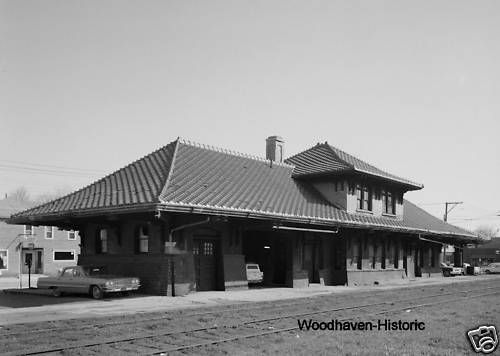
[1,0,499,234]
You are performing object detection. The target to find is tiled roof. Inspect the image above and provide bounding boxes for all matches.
[160,142,340,219]
[9,138,475,241]
[0,198,35,219]
[11,142,177,218]
[402,200,475,240]
[286,143,423,189]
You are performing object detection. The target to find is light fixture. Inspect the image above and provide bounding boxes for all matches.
[272,225,339,234]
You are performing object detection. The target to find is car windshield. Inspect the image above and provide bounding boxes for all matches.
[82,266,107,276]
[247,265,259,270]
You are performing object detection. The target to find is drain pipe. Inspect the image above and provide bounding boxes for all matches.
[159,214,211,296]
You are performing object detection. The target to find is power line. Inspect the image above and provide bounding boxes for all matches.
[415,202,449,206]
[449,215,500,222]
[0,165,100,178]
[0,159,106,174]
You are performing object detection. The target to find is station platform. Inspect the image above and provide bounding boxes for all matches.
[0,274,498,326]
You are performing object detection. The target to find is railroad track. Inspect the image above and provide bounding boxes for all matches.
[4,283,500,356]
[0,279,495,339]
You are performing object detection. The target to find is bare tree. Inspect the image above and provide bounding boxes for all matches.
[8,186,30,201]
[475,225,499,240]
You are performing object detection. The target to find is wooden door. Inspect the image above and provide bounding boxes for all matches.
[22,252,33,274]
[193,239,217,291]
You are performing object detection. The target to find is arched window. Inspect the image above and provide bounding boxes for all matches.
[96,228,108,254]
[135,226,149,253]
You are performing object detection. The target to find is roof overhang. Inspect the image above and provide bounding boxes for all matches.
[293,169,423,191]
[157,202,479,242]
[7,203,158,226]
[6,201,479,243]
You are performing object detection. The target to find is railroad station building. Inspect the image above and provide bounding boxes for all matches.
[8,137,479,295]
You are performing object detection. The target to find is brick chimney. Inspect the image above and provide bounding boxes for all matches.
[266,136,284,163]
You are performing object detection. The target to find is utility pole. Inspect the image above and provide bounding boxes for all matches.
[442,201,464,266]
[443,201,463,222]
[442,201,463,265]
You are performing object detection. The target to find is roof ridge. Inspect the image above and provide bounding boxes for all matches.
[324,143,355,170]
[178,137,295,168]
[158,138,181,201]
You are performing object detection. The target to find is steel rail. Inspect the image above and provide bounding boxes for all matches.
[7,286,500,356]
[148,290,500,354]
[0,281,495,339]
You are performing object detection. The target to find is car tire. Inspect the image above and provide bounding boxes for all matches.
[90,285,103,300]
[485,270,490,274]
[52,287,62,297]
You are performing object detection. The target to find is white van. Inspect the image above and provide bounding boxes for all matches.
[245,263,263,284]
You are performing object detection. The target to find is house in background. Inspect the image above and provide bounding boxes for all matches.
[0,198,80,277]
[7,137,478,295]
[464,237,500,266]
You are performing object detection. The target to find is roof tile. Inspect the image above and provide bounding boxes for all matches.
[8,138,475,240]
[286,143,422,189]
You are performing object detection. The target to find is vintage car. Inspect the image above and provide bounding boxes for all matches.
[37,266,140,299]
[482,262,500,274]
[246,263,264,284]
[440,263,464,277]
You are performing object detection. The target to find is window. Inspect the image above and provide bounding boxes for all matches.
[356,184,372,211]
[382,190,396,215]
[53,250,76,262]
[45,226,54,239]
[136,226,149,253]
[24,225,33,236]
[0,250,7,270]
[96,229,108,254]
[61,268,74,277]
[68,230,78,240]
[203,242,214,255]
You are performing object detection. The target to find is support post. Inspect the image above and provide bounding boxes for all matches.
[170,258,175,297]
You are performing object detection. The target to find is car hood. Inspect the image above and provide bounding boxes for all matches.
[90,275,138,281]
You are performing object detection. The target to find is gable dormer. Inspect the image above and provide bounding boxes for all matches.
[285,143,423,220]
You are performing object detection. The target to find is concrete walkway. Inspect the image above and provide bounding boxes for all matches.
[0,274,498,326]
[0,274,45,290]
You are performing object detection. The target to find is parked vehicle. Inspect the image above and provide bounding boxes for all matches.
[246,263,264,284]
[482,262,500,274]
[440,263,464,277]
[37,266,140,299]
